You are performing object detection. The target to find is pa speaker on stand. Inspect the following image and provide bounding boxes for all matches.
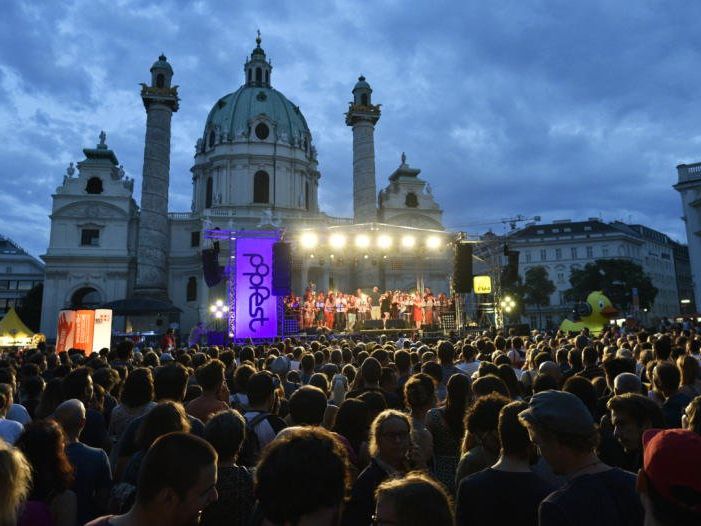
[272,242,292,296]
[453,243,474,294]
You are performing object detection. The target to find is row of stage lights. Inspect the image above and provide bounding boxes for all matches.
[298,232,445,251]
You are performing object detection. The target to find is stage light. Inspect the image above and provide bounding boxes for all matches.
[363,254,369,259]
[355,234,370,248]
[426,236,442,250]
[210,300,228,319]
[330,254,335,259]
[377,234,392,249]
[500,296,516,314]
[329,233,347,249]
[401,235,416,248]
[300,232,319,249]
[309,253,315,259]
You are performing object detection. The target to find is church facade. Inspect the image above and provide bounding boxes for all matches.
[40,36,452,338]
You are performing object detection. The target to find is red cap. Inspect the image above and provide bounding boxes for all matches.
[642,429,701,513]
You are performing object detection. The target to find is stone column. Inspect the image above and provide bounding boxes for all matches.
[134,79,179,300]
[351,121,379,222]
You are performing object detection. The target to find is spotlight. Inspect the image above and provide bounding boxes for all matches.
[426,236,442,250]
[329,233,347,249]
[300,232,319,249]
[500,296,517,314]
[401,235,416,249]
[309,253,315,259]
[377,234,392,250]
[355,234,370,249]
[363,254,369,259]
[210,300,228,319]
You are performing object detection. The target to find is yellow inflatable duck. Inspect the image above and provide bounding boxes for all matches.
[559,291,618,335]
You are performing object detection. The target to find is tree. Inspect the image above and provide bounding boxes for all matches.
[521,266,556,329]
[564,259,657,312]
[17,283,43,333]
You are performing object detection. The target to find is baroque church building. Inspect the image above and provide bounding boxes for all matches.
[40,36,450,337]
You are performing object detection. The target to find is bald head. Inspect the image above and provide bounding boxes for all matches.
[613,373,642,395]
[54,398,86,438]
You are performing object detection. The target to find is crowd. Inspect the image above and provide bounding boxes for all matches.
[0,322,700,525]
[283,287,453,331]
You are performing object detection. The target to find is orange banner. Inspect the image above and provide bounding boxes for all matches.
[73,310,96,354]
[56,310,76,354]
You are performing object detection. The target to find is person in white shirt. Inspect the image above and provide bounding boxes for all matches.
[456,344,481,378]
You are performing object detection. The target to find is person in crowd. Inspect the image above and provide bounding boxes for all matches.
[426,373,470,493]
[19,373,44,419]
[282,384,328,430]
[35,377,65,420]
[87,432,218,526]
[332,398,371,472]
[437,340,463,384]
[63,367,110,451]
[200,410,254,526]
[0,437,32,526]
[240,371,286,466]
[374,471,453,526]
[0,368,31,425]
[403,373,435,469]
[16,419,77,526]
[577,346,605,380]
[637,428,701,525]
[456,343,481,377]
[519,390,644,526]
[0,384,23,445]
[255,427,349,526]
[652,361,693,428]
[108,368,157,445]
[606,393,665,471]
[455,392,509,485]
[614,372,643,395]
[343,410,413,526]
[54,398,113,525]
[677,354,701,398]
[456,401,555,526]
[186,359,229,424]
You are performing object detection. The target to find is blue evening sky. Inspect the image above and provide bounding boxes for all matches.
[1,0,699,256]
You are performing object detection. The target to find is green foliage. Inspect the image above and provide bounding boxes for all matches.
[564,259,657,311]
[522,266,556,307]
[16,283,43,332]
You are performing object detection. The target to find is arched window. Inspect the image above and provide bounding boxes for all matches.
[305,182,310,210]
[85,177,103,194]
[255,123,269,140]
[208,130,215,148]
[205,177,213,208]
[70,287,101,308]
[248,69,252,83]
[265,70,269,85]
[253,171,269,203]
[361,93,368,106]
[405,192,419,208]
[186,277,197,302]
[156,74,165,88]
[256,67,262,84]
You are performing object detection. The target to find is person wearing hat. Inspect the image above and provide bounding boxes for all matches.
[518,390,643,526]
[637,428,701,525]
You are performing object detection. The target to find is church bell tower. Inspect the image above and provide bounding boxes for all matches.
[134,55,179,300]
[346,76,381,223]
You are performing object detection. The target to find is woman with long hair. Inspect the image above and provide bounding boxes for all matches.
[16,420,76,526]
[0,438,32,526]
[332,398,371,471]
[426,373,471,493]
[108,368,156,444]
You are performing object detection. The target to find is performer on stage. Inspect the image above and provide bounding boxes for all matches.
[315,292,326,327]
[424,293,434,325]
[412,292,424,329]
[324,293,336,329]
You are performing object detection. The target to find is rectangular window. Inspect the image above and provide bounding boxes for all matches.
[586,246,593,258]
[555,248,562,260]
[540,249,547,261]
[571,247,577,259]
[191,231,200,248]
[0,281,8,290]
[81,229,100,246]
[17,281,32,291]
[557,272,565,283]
[602,246,609,257]
[525,251,532,263]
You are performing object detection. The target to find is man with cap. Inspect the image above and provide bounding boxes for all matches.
[519,390,643,526]
[637,428,701,525]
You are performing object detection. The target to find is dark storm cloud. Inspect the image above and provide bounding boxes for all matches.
[0,0,698,256]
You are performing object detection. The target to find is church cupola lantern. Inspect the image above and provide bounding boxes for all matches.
[244,30,272,88]
[150,54,173,89]
[352,75,372,106]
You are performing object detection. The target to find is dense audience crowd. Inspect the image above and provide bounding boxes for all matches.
[1,322,701,525]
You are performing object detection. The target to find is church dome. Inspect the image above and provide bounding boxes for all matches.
[203,85,311,144]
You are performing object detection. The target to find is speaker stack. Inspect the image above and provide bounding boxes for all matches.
[272,242,292,296]
[453,243,474,293]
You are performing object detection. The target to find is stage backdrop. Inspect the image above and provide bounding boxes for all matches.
[234,237,278,339]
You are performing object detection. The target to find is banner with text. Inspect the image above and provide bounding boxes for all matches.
[234,237,279,339]
[92,309,113,354]
[74,310,96,353]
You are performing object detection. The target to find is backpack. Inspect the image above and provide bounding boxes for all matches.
[238,412,270,467]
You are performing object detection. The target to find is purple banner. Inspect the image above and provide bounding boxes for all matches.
[234,237,278,339]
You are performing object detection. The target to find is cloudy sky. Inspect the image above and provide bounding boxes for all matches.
[1,0,700,257]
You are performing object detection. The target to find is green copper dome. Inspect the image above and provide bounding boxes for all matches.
[203,85,311,145]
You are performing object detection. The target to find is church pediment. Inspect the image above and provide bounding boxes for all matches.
[54,201,129,220]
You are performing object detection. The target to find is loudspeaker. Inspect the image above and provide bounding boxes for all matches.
[386,319,408,329]
[421,323,440,332]
[504,250,520,283]
[202,248,223,288]
[361,320,384,330]
[453,243,473,293]
[272,242,292,296]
